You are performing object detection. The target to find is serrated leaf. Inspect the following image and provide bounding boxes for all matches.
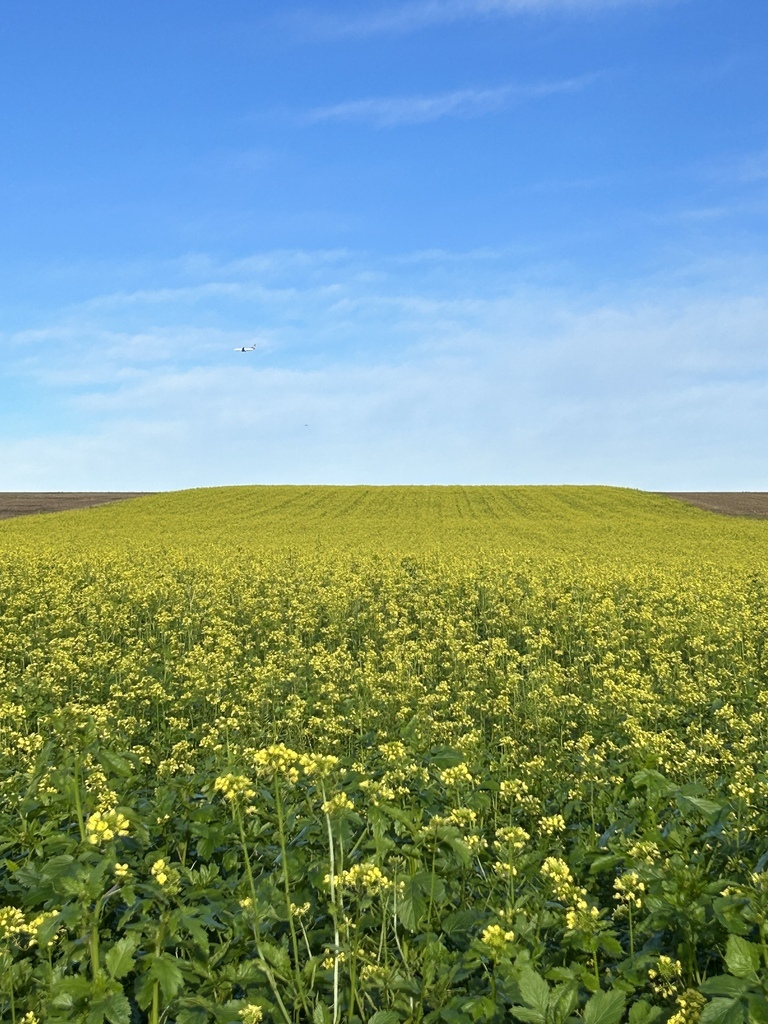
[42,854,76,878]
[103,993,132,1024]
[628,1000,662,1024]
[86,993,131,1024]
[368,1012,400,1024]
[583,988,626,1024]
[313,1003,332,1024]
[105,936,139,980]
[724,935,760,979]
[599,935,624,957]
[700,998,745,1024]
[700,976,750,999]
[149,954,185,1001]
[85,1004,107,1024]
[264,940,293,975]
[518,967,550,1014]
[548,983,579,1024]
[509,1007,545,1024]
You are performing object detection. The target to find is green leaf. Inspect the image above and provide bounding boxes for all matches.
[599,935,624,957]
[628,1000,662,1024]
[700,998,745,1024]
[509,1008,545,1024]
[548,983,579,1024]
[149,954,185,1001]
[518,967,550,1014]
[631,769,673,799]
[700,976,750,999]
[85,1004,107,1024]
[589,856,624,875]
[42,854,76,878]
[313,1003,333,1024]
[85,993,132,1024]
[397,894,426,933]
[724,935,760,979]
[442,908,484,937]
[97,748,135,777]
[103,993,132,1024]
[368,1012,401,1024]
[583,988,626,1024]
[105,936,139,980]
[746,994,768,1024]
[260,940,291,975]
[676,795,723,820]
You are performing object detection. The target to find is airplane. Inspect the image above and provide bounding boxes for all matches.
[234,344,257,352]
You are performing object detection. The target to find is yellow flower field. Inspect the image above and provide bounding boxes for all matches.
[1,486,767,1024]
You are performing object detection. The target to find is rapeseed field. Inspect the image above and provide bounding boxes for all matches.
[1,486,767,1024]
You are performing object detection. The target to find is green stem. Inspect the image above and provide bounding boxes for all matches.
[628,904,634,958]
[72,755,87,844]
[91,918,101,980]
[322,783,342,1024]
[236,807,293,1024]
[274,780,310,1018]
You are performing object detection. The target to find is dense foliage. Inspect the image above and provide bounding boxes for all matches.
[1,487,767,1024]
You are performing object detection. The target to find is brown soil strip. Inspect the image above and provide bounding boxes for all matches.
[0,493,153,521]
[660,492,768,519]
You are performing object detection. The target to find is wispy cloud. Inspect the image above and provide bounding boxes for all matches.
[299,0,674,38]
[308,76,596,127]
[4,247,768,489]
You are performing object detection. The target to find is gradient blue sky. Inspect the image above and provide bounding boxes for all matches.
[2,0,767,489]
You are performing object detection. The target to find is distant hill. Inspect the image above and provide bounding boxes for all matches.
[1,484,767,564]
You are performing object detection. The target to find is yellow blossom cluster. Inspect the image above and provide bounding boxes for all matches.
[538,813,566,836]
[613,870,645,912]
[251,743,303,784]
[439,763,476,786]
[648,956,684,999]
[0,906,27,941]
[328,862,392,896]
[151,857,179,889]
[321,791,355,815]
[85,808,130,845]
[668,989,707,1024]
[213,773,256,802]
[480,923,516,956]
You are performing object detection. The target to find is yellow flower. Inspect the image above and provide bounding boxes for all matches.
[321,792,354,815]
[150,857,179,890]
[538,813,566,836]
[0,906,26,940]
[213,773,256,802]
[480,923,515,956]
[86,808,130,845]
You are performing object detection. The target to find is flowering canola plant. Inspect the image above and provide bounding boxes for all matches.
[1,486,768,1023]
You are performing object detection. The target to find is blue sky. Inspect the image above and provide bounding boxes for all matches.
[1,0,767,489]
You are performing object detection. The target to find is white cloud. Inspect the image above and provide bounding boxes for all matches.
[300,0,676,38]
[2,249,768,490]
[307,77,595,127]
